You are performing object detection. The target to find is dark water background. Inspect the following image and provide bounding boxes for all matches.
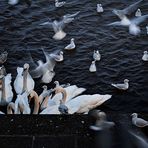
[0,0,148,113]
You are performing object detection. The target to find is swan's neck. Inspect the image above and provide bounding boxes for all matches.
[41,96,50,110]
[2,77,6,102]
[30,91,40,114]
[7,102,15,114]
[60,88,67,104]
[22,69,28,93]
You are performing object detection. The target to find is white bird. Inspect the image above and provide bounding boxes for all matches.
[107,14,148,36]
[111,79,129,90]
[39,11,80,40]
[64,38,76,50]
[142,51,148,61]
[112,0,143,17]
[8,0,19,5]
[146,25,148,34]
[90,111,115,131]
[14,64,35,94]
[135,8,142,17]
[40,86,111,114]
[131,113,148,127]
[55,0,65,8]
[49,51,64,62]
[0,74,13,105]
[89,61,96,72]
[97,4,104,13]
[93,50,101,61]
[30,48,56,83]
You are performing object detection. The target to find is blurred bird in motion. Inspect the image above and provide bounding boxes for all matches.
[30,48,57,83]
[39,11,80,40]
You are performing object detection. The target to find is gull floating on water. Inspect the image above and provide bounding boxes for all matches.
[0,51,8,64]
[64,38,76,50]
[55,0,65,8]
[49,51,64,62]
[142,51,148,61]
[89,61,96,72]
[90,110,115,131]
[112,0,143,17]
[135,8,142,17]
[40,11,80,40]
[107,14,148,35]
[131,113,148,127]
[97,4,104,13]
[93,50,101,61]
[111,79,129,90]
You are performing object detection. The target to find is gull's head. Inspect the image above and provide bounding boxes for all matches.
[96,50,99,54]
[23,63,29,70]
[97,4,102,7]
[131,113,138,118]
[54,81,59,86]
[71,38,74,41]
[144,51,148,54]
[124,79,129,83]
[92,61,95,64]
[42,85,47,90]
[60,51,63,55]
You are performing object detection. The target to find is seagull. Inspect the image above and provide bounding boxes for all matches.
[90,110,115,131]
[49,51,64,62]
[93,50,101,61]
[112,0,143,17]
[135,8,142,17]
[107,14,148,35]
[39,11,80,40]
[89,61,96,72]
[131,113,148,127]
[0,51,8,64]
[64,38,76,50]
[55,0,65,8]
[30,48,56,83]
[111,79,129,90]
[97,4,104,13]
[142,51,148,61]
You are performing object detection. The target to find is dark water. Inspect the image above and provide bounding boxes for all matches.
[0,0,148,113]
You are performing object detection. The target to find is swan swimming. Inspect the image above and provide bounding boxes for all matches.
[64,38,76,50]
[131,113,148,127]
[14,63,35,94]
[111,79,129,90]
[89,61,96,72]
[142,51,148,61]
[135,8,142,17]
[97,4,104,13]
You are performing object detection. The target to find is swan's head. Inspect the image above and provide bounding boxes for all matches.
[28,90,35,99]
[144,51,148,54]
[42,85,47,90]
[92,61,95,64]
[96,50,99,54]
[124,79,129,83]
[131,113,138,118]
[23,63,29,70]
[54,81,60,86]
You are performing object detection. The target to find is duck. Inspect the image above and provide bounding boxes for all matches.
[111,79,129,90]
[93,50,101,61]
[0,74,13,106]
[49,51,64,62]
[55,0,65,8]
[97,4,104,13]
[40,86,112,114]
[90,110,115,131]
[142,51,148,61]
[135,8,142,17]
[0,51,8,64]
[64,38,76,50]
[131,113,148,127]
[14,63,35,94]
[89,61,97,72]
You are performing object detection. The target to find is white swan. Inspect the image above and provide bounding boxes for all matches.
[142,51,148,61]
[14,63,35,94]
[0,74,13,105]
[40,86,111,114]
[97,4,104,13]
[89,61,97,72]
[135,8,142,17]
[64,38,75,50]
[111,79,129,90]
[93,50,101,61]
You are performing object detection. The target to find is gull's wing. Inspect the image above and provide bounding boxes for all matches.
[39,21,52,26]
[30,63,43,78]
[107,21,122,26]
[122,0,143,15]
[131,14,148,25]
[63,11,80,18]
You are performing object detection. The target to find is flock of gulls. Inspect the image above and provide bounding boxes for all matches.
[0,0,147,122]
